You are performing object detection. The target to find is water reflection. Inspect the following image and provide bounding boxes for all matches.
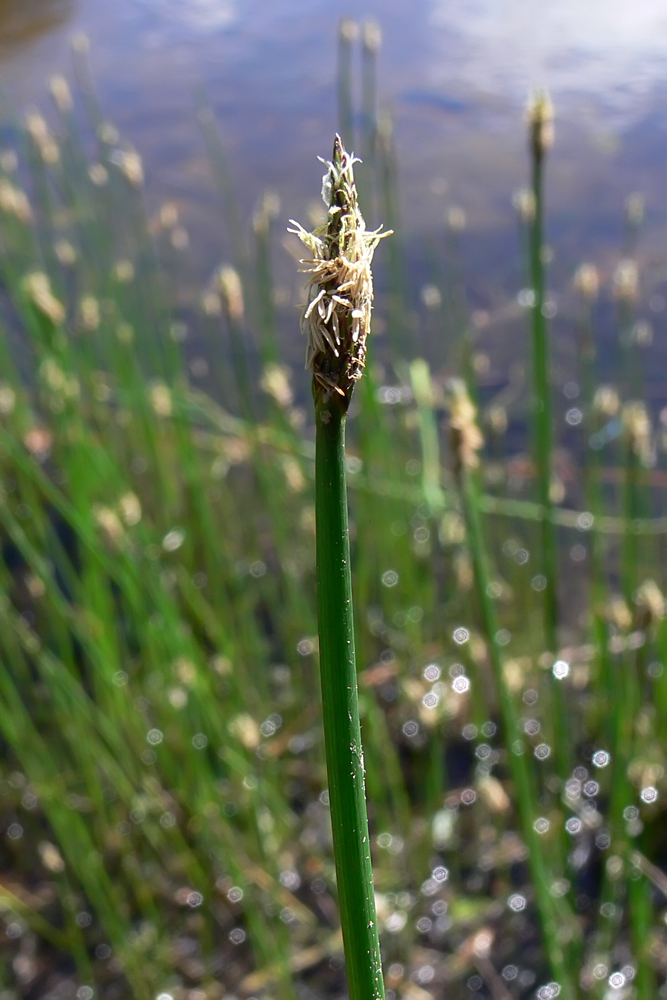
[134,0,237,34]
[428,0,667,120]
[0,0,74,59]
[3,0,667,287]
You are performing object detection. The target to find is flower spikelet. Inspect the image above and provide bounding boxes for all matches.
[574,263,599,302]
[289,134,390,403]
[446,378,484,477]
[23,272,65,325]
[526,91,554,159]
[0,180,32,222]
[622,401,652,465]
[634,579,664,631]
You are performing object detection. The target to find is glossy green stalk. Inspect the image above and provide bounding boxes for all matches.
[253,192,280,365]
[528,97,557,646]
[410,359,446,514]
[527,95,569,778]
[337,19,357,149]
[574,270,611,736]
[575,266,599,517]
[450,413,580,995]
[377,113,409,357]
[358,20,380,220]
[315,395,384,1000]
[622,434,640,604]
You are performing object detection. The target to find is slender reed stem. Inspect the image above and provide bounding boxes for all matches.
[337,20,357,150]
[574,264,599,516]
[377,113,409,357]
[574,269,612,736]
[359,21,381,220]
[527,94,569,778]
[253,192,280,365]
[447,380,580,996]
[410,359,446,514]
[316,396,384,1000]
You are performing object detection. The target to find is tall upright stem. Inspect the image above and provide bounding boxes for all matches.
[529,117,557,648]
[293,135,389,1000]
[454,450,579,997]
[315,396,384,1000]
[528,96,569,778]
[337,20,356,150]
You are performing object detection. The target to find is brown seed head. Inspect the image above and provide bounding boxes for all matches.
[218,266,244,322]
[0,180,32,223]
[614,259,639,304]
[49,75,73,114]
[260,363,293,408]
[289,135,390,404]
[339,18,359,44]
[634,579,664,631]
[446,378,484,476]
[574,263,600,302]
[526,91,554,158]
[447,206,466,233]
[71,33,90,55]
[23,272,65,325]
[604,596,632,633]
[116,149,144,188]
[593,385,620,419]
[622,400,652,464]
[25,111,59,165]
[362,20,382,53]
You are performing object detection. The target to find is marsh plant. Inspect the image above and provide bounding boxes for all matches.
[291,136,390,1000]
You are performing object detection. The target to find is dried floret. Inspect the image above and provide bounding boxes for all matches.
[289,135,390,403]
[446,378,484,475]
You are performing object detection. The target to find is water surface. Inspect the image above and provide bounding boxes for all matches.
[3,0,667,369]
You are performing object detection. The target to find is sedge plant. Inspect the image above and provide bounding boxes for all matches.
[289,136,390,1000]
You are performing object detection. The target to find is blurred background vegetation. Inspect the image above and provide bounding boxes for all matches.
[0,5,666,1000]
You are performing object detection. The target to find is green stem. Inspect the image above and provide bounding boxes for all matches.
[337,21,356,150]
[622,441,639,604]
[529,130,570,779]
[410,359,446,513]
[254,209,279,366]
[459,464,580,996]
[377,116,409,358]
[579,296,596,518]
[530,143,557,644]
[315,396,385,1000]
[359,25,378,221]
